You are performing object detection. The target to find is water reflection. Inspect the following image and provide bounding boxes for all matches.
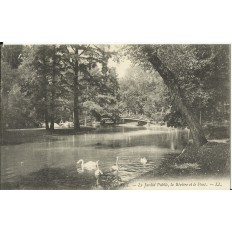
[1,125,189,189]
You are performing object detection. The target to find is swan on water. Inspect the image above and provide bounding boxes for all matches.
[76,159,98,171]
[111,156,119,171]
[140,157,147,165]
[95,161,103,185]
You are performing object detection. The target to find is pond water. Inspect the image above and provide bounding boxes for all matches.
[1,125,190,189]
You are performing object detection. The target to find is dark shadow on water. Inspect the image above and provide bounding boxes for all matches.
[91,132,188,150]
[2,152,227,190]
[1,166,124,190]
[1,126,144,146]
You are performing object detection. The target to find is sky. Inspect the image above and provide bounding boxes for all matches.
[108,58,132,78]
[107,44,132,79]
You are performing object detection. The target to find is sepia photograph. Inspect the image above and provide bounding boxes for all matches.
[1,1,232,232]
[0,44,230,190]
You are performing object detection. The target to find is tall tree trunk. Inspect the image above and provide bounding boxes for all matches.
[5,93,9,127]
[50,95,55,130]
[41,49,50,131]
[148,54,207,147]
[50,45,56,131]
[73,51,80,131]
[50,116,54,130]
[44,86,49,130]
[45,110,49,130]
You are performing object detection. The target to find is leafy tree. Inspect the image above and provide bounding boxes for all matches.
[1,45,23,129]
[123,45,208,147]
[119,66,169,120]
[62,45,118,129]
[2,44,119,130]
[124,44,230,147]
[45,45,66,130]
[19,45,50,129]
[81,49,120,123]
[62,45,93,130]
[161,45,230,126]
[1,61,17,128]
[1,45,23,69]
[19,45,66,130]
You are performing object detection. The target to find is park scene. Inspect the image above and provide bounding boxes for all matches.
[0,44,230,189]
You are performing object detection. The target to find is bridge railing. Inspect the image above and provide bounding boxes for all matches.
[120,113,151,122]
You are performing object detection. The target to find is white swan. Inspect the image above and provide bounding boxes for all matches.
[111,156,119,171]
[140,157,147,165]
[77,159,98,171]
[95,161,103,185]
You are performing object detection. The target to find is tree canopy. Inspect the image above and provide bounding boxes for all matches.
[1,44,230,147]
[123,44,230,146]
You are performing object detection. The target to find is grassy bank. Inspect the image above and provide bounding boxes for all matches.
[153,141,230,178]
[204,124,230,140]
[157,124,230,178]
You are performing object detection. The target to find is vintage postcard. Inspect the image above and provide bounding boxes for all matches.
[0,44,230,190]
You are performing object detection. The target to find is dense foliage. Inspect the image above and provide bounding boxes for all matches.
[1,45,119,129]
[1,44,230,141]
[119,66,169,121]
[123,45,230,126]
